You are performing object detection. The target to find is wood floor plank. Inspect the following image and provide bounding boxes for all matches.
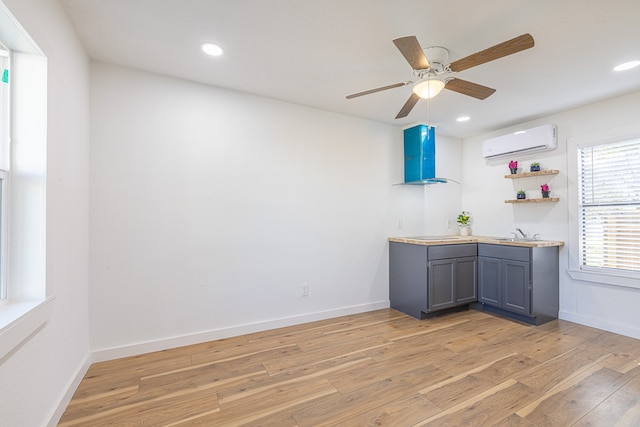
[59,309,640,426]
[328,353,451,395]
[413,379,534,426]
[59,383,220,426]
[490,413,537,426]
[70,352,192,400]
[536,319,606,342]
[389,317,472,341]
[588,332,640,374]
[419,352,512,391]
[186,379,338,426]
[517,366,628,426]
[190,340,301,366]
[262,334,387,374]
[518,326,599,363]
[217,353,372,405]
[363,339,457,366]
[574,368,640,426]
[335,393,440,427]
[419,353,538,411]
[292,364,452,427]
[515,344,613,394]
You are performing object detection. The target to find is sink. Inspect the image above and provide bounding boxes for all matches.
[494,237,539,242]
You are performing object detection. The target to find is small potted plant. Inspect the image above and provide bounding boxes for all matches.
[517,190,526,200]
[508,160,518,174]
[541,183,550,198]
[457,211,472,236]
[530,162,540,172]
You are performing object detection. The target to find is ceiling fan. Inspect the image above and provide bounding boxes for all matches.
[346,33,534,119]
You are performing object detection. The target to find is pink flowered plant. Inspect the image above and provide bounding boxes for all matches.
[508,160,518,169]
[541,184,549,192]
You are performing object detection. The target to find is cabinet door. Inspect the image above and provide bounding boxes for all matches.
[502,259,531,315]
[455,256,477,304]
[427,259,455,311]
[478,256,501,306]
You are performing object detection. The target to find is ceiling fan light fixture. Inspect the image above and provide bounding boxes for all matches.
[412,79,445,99]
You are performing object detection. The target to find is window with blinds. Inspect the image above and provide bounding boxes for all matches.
[578,138,640,274]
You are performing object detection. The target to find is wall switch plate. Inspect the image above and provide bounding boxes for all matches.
[301,283,309,296]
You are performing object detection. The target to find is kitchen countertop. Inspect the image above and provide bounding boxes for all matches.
[388,235,564,248]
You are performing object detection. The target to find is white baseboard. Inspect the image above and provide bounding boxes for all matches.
[91,300,390,363]
[559,310,640,340]
[47,353,93,427]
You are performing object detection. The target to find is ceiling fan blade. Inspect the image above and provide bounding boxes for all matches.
[395,93,421,119]
[449,33,534,72]
[346,82,408,99]
[393,36,430,70]
[445,78,496,100]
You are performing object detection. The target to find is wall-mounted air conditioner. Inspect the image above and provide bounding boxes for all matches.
[482,124,557,159]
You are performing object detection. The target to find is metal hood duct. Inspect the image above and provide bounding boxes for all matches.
[403,124,456,185]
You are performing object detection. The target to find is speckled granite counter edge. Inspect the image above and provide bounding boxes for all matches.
[388,235,564,248]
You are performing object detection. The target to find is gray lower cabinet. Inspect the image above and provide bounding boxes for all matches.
[477,243,559,325]
[390,242,477,319]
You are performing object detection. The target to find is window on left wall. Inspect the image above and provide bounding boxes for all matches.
[0,2,51,361]
[0,42,9,301]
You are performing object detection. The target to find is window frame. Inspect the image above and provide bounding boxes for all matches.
[0,43,9,302]
[0,2,51,361]
[0,170,7,302]
[567,124,640,289]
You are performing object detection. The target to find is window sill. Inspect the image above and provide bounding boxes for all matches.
[567,269,640,290]
[0,296,54,361]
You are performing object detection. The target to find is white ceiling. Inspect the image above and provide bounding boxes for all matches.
[59,0,640,139]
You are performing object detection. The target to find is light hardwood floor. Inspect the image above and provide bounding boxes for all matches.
[59,309,640,426]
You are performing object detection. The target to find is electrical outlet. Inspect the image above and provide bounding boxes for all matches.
[398,219,403,229]
[301,283,309,296]
[447,219,452,229]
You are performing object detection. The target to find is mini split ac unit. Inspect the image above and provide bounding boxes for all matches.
[481,124,557,159]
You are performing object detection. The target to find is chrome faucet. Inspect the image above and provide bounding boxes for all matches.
[516,228,528,239]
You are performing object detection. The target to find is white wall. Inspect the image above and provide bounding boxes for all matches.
[0,0,91,426]
[462,90,640,339]
[89,63,434,358]
[426,133,463,235]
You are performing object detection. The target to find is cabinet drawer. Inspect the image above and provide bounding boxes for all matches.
[428,244,477,260]
[478,244,529,262]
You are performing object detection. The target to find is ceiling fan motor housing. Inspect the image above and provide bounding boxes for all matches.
[424,46,450,71]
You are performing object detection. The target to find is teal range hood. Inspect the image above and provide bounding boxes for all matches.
[403,124,454,185]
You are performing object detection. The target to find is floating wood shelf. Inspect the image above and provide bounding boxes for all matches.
[504,169,559,179]
[505,197,560,204]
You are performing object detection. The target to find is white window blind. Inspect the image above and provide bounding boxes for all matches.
[578,138,640,273]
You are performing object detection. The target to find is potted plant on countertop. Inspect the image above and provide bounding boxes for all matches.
[517,190,526,200]
[457,211,472,236]
[530,162,540,172]
[541,183,550,198]
[509,160,518,174]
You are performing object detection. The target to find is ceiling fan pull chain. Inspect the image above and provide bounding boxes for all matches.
[427,90,431,129]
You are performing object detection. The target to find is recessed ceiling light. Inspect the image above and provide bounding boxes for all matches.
[456,116,470,122]
[613,60,640,71]
[201,42,223,57]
